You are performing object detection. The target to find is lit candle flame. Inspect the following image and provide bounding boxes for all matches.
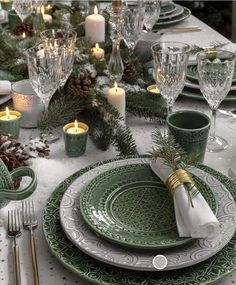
[114,81,118,91]
[46,4,51,11]
[22,32,26,38]
[41,5,45,16]
[5,107,10,119]
[94,5,98,15]
[74,120,78,133]
[95,43,99,50]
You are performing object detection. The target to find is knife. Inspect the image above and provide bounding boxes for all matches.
[228,168,236,181]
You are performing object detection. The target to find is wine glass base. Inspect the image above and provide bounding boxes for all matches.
[207,135,228,152]
[40,130,61,144]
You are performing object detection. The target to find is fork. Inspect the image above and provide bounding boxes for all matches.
[8,210,22,285]
[22,200,39,285]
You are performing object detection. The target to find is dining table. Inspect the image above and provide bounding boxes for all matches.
[1,8,236,285]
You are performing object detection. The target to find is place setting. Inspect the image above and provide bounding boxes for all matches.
[1,1,236,285]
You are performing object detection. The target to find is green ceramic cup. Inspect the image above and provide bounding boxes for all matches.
[0,110,21,139]
[0,158,37,208]
[63,122,89,157]
[1,1,13,11]
[167,110,211,162]
[7,10,21,30]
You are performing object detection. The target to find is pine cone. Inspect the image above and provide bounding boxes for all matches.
[24,138,50,158]
[0,151,26,189]
[122,61,137,83]
[0,134,29,189]
[0,134,29,162]
[67,73,93,98]
[14,22,33,37]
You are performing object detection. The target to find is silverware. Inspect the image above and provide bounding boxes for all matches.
[8,210,22,285]
[156,26,202,34]
[22,200,39,285]
[228,168,236,181]
[218,109,236,119]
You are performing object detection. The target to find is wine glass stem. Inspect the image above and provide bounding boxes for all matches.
[167,105,173,115]
[210,109,217,139]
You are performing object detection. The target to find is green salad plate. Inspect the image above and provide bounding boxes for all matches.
[160,2,176,15]
[186,64,236,83]
[43,156,236,285]
[80,163,216,249]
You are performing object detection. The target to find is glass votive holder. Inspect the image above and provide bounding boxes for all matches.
[12,80,44,128]
[0,108,21,139]
[63,121,89,157]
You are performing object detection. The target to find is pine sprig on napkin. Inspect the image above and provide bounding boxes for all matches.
[190,41,228,55]
[150,130,199,169]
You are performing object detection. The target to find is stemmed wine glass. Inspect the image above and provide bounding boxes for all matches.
[151,41,190,114]
[13,0,33,22]
[26,43,62,141]
[41,29,77,96]
[197,50,236,152]
[123,0,145,50]
[143,0,161,33]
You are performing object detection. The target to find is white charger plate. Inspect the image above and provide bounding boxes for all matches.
[60,157,236,272]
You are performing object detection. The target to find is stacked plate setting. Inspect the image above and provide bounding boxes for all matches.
[183,63,236,101]
[154,1,191,28]
[43,155,236,285]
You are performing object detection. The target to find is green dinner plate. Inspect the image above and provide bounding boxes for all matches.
[181,86,236,101]
[43,156,236,285]
[160,3,176,15]
[80,163,217,249]
[187,64,236,83]
[154,7,191,28]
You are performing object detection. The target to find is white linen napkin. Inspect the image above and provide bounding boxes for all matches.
[150,158,220,238]
[0,81,11,95]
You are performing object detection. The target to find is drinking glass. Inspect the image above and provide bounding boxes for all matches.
[41,29,77,96]
[197,50,236,152]
[151,41,190,114]
[13,0,33,22]
[26,43,62,142]
[143,0,161,32]
[26,43,62,109]
[123,0,145,50]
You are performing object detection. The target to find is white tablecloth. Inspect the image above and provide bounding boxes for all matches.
[1,14,236,285]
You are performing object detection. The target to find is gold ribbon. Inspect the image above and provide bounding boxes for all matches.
[204,47,217,61]
[166,169,194,196]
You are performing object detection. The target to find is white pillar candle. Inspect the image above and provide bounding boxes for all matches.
[85,5,105,43]
[107,82,126,119]
[41,5,53,23]
[91,43,105,59]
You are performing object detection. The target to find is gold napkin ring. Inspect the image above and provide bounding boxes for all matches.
[204,47,217,61]
[166,169,194,196]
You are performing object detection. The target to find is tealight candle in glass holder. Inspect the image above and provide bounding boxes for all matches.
[63,120,89,157]
[0,107,21,138]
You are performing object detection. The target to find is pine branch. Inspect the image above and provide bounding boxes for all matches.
[37,94,91,130]
[150,129,198,169]
[190,41,228,55]
[126,90,167,122]
[94,91,138,156]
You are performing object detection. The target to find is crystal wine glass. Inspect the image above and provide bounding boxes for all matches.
[26,43,62,142]
[123,0,145,50]
[41,29,77,96]
[197,50,236,152]
[13,0,33,22]
[151,41,190,114]
[143,0,161,33]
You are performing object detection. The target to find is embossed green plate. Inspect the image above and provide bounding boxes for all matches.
[43,157,236,285]
[80,163,217,249]
[160,3,176,15]
[187,64,236,83]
